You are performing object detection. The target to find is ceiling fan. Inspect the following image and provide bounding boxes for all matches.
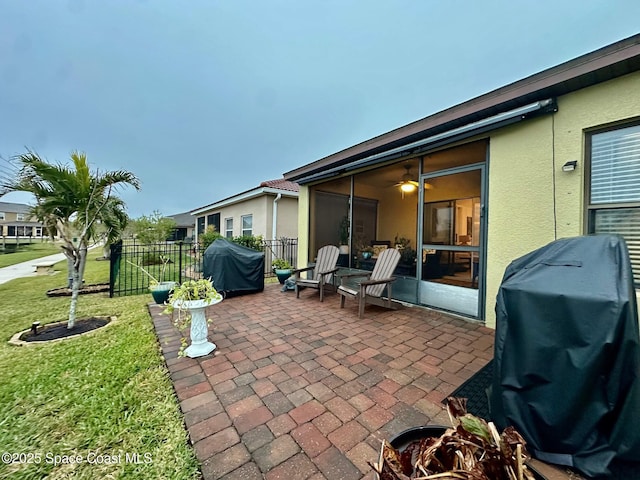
[394,165,420,193]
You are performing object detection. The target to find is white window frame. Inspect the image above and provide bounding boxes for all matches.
[586,121,640,285]
[0,212,5,220]
[224,218,233,238]
[241,214,253,237]
[16,213,25,221]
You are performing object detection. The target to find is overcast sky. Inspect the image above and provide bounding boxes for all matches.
[1,1,639,218]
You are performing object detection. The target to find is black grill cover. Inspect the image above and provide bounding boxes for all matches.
[490,235,640,477]
[203,239,264,297]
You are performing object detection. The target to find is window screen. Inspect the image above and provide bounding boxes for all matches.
[588,124,640,284]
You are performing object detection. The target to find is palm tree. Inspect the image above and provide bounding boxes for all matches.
[1,151,140,328]
[99,196,129,260]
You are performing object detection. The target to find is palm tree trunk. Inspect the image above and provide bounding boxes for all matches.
[63,246,80,329]
[68,265,81,329]
[78,245,88,285]
[67,257,74,288]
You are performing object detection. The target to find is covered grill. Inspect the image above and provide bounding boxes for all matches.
[202,239,264,297]
[490,235,640,478]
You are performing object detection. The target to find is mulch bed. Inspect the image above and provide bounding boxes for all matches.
[21,317,110,342]
[46,283,110,297]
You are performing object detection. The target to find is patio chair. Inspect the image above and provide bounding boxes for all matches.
[338,247,401,318]
[294,245,340,302]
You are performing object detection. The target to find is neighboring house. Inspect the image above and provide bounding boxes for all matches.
[167,212,196,242]
[190,179,299,244]
[0,201,45,238]
[284,34,640,328]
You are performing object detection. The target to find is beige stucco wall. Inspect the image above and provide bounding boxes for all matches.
[485,70,640,327]
[297,186,310,267]
[203,196,268,237]
[197,193,298,240]
[275,196,299,239]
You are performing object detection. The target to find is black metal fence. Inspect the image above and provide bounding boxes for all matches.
[263,238,298,275]
[109,240,199,297]
[110,237,298,297]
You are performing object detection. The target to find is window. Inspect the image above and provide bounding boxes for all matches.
[587,123,640,284]
[197,216,205,235]
[241,215,252,236]
[225,218,233,238]
[0,212,5,220]
[207,213,220,233]
[16,213,25,221]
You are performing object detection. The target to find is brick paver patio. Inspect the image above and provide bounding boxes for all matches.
[151,283,494,480]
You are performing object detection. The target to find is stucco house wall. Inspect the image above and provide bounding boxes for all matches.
[192,180,299,243]
[218,196,269,237]
[274,196,299,239]
[297,187,310,267]
[485,70,640,327]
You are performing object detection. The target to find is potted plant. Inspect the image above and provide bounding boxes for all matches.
[361,246,374,260]
[272,258,294,284]
[164,278,223,358]
[339,216,349,254]
[126,255,176,304]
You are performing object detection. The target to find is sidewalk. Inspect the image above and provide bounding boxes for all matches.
[0,252,66,285]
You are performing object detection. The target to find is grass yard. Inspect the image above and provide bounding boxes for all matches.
[0,242,62,268]
[0,251,200,479]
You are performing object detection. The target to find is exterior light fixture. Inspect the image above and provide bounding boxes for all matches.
[562,160,578,172]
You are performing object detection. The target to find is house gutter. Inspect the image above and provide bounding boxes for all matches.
[272,193,282,240]
[290,99,556,184]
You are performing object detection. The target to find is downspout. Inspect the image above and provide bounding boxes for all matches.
[272,193,282,240]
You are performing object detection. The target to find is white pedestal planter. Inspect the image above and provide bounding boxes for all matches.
[173,297,222,358]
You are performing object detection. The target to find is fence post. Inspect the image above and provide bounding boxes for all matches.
[109,240,123,298]
[178,241,183,284]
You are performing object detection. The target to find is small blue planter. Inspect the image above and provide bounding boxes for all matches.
[274,269,292,284]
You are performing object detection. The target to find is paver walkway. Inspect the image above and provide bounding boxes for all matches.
[150,283,494,480]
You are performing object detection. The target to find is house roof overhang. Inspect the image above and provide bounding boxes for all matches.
[0,202,32,214]
[1,221,43,227]
[283,33,640,184]
[190,187,299,216]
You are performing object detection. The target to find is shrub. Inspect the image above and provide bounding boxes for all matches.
[198,226,223,251]
[233,234,263,251]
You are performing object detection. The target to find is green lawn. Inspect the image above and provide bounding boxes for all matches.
[0,242,62,268]
[0,251,200,479]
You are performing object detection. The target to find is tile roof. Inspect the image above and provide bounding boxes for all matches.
[190,178,299,214]
[259,179,299,192]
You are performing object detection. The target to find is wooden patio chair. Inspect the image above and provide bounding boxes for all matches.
[338,247,401,318]
[294,245,340,302]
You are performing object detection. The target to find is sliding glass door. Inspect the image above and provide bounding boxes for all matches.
[419,165,485,317]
